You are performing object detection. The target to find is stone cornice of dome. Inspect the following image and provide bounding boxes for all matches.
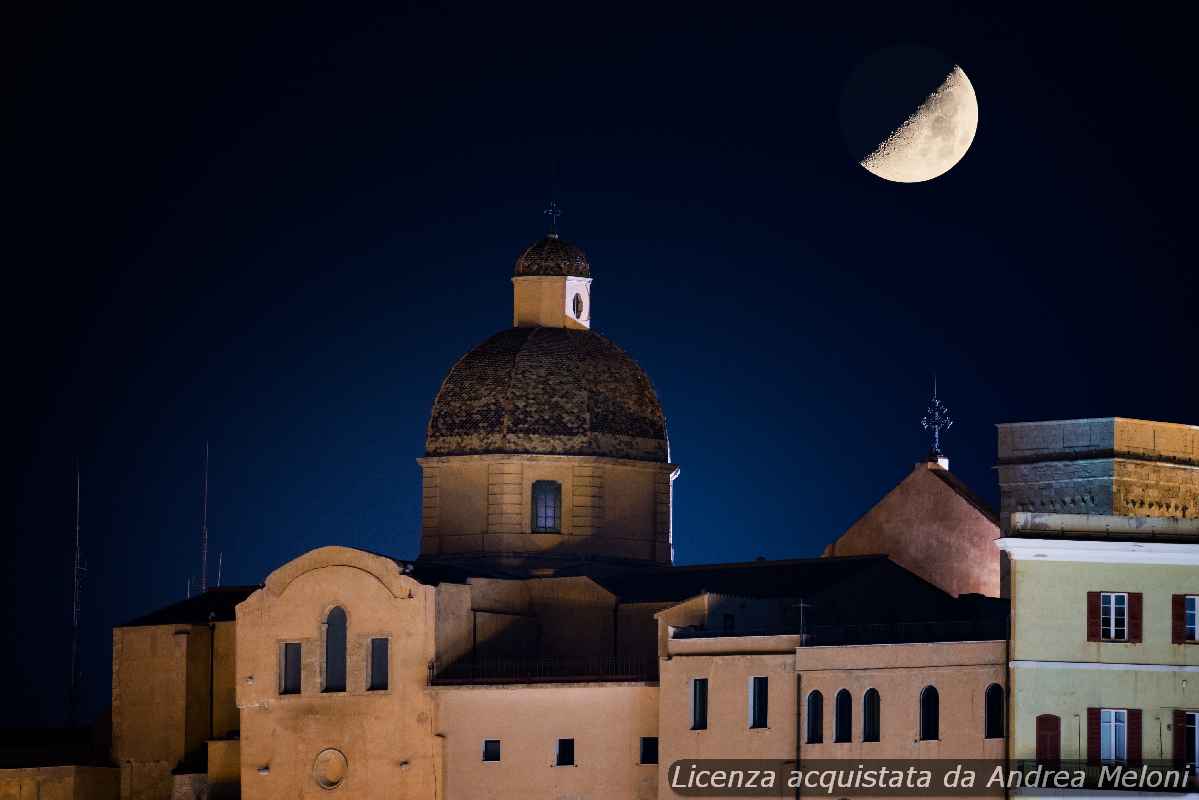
[417,452,680,477]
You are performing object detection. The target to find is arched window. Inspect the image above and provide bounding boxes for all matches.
[863,688,881,742]
[806,691,823,744]
[919,686,939,741]
[532,481,561,532]
[324,607,347,692]
[984,683,1004,739]
[834,689,852,743]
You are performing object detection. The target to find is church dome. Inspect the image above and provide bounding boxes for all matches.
[426,327,668,462]
[513,234,591,278]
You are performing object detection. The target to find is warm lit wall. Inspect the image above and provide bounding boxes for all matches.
[1009,559,1199,665]
[419,454,675,563]
[111,624,213,799]
[512,275,591,329]
[658,650,796,798]
[434,682,659,800]
[0,766,120,800]
[1005,549,1198,762]
[796,641,1006,759]
[235,547,438,799]
[823,463,1000,597]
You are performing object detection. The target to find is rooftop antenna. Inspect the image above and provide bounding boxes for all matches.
[217,551,223,588]
[199,441,209,594]
[68,460,86,725]
[920,374,954,458]
[187,576,192,599]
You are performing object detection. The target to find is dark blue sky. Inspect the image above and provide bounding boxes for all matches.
[7,2,1196,727]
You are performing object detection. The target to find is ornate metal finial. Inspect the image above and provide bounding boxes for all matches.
[544,201,561,236]
[921,375,954,457]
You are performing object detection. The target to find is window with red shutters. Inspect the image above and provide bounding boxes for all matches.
[1128,593,1143,643]
[1087,708,1101,765]
[1175,596,1188,644]
[1036,714,1061,766]
[1087,592,1101,641]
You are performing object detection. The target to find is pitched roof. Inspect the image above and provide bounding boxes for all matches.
[120,586,259,627]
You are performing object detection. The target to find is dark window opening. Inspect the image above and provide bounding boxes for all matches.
[280,642,301,695]
[750,676,768,729]
[863,688,881,742]
[835,689,852,743]
[324,607,347,692]
[368,637,389,691]
[640,736,658,765]
[984,683,1004,739]
[806,691,823,744]
[691,678,709,730]
[920,686,939,741]
[532,480,562,532]
[556,738,575,767]
[482,739,501,762]
[1036,715,1060,766]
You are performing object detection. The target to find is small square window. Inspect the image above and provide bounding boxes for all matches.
[482,739,501,762]
[555,738,575,767]
[640,736,658,765]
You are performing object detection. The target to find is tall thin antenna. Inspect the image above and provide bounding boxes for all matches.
[217,551,223,588]
[199,441,209,594]
[68,460,85,725]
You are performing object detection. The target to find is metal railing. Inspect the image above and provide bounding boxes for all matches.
[428,655,658,686]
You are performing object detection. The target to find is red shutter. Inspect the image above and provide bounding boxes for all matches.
[1036,714,1061,765]
[1128,709,1142,764]
[1087,708,1101,765]
[1174,710,1187,768]
[1129,593,1143,643]
[1174,595,1188,644]
[1087,592,1101,641]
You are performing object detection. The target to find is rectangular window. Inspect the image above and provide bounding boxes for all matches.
[1100,709,1127,763]
[691,678,709,730]
[368,638,389,691]
[482,739,501,762]
[1101,593,1128,641]
[555,738,575,767]
[1187,596,1198,641]
[749,676,769,729]
[280,642,301,695]
[640,736,658,765]
[532,480,562,532]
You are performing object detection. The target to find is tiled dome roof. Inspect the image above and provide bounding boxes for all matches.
[513,235,591,278]
[426,327,667,462]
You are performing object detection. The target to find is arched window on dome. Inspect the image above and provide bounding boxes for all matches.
[532,481,562,532]
[323,607,347,693]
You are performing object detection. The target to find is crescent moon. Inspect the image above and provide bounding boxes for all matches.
[861,66,978,183]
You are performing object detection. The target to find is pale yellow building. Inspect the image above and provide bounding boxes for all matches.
[997,418,1199,795]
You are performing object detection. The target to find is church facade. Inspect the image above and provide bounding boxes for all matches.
[6,231,1196,799]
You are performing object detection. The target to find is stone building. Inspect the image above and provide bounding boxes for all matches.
[26,229,1198,799]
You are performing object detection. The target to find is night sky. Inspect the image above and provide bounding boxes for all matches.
[7,3,1196,728]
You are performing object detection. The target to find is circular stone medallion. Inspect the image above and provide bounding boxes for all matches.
[313,748,348,790]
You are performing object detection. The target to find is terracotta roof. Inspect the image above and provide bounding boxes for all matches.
[514,235,591,278]
[425,327,668,462]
